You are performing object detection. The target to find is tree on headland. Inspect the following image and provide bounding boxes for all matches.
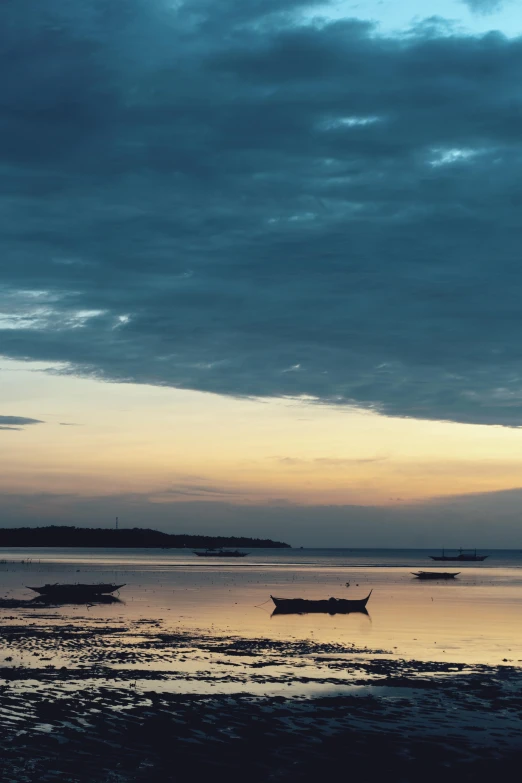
[0,526,290,549]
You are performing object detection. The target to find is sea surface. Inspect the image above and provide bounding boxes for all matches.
[1,547,522,666]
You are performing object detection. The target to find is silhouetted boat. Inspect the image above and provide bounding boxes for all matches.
[193,549,248,557]
[429,549,488,562]
[270,591,372,615]
[412,571,459,579]
[27,583,125,597]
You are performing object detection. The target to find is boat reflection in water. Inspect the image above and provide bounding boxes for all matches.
[412,571,460,580]
[0,594,124,609]
[30,594,124,607]
[271,604,369,617]
[270,591,372,616]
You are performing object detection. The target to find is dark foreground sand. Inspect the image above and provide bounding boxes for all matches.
[1,613,522,782]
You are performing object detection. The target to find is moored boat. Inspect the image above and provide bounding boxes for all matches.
[270,591,372,615]
[412,571,459,580]
[27,583,125,597]
[193,548,248,557]
[429,549,487,562]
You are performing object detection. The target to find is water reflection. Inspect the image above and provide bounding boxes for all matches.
[1,552,522,665]
[33,595,123,607]
[0,596,123,609]
[272,607,370,618]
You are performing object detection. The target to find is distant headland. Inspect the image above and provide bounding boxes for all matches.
[0,526,291,549]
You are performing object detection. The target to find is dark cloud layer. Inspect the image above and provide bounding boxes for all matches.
[1,1,522,425]
[0,416,43,431]
[463,0,505,14]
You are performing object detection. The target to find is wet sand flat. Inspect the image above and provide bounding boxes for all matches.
[1,617,522,782]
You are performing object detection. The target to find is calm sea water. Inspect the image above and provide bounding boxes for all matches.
[1,546,520,568]
[1,547,521,666]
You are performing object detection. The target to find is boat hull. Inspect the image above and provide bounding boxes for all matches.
[193,552,247,557]
[412,572,459,579]
[430,556,487,562]
[270,591,372,615]
[27,583,125,596]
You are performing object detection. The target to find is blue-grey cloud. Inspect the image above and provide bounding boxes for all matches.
[462,0,505,14]
[158,484,250,498]
[2,2,522,425]
[0,416,44,430]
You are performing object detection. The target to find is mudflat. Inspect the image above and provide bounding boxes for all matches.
[1,615,522,782]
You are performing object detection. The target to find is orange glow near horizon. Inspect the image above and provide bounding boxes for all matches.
[2,358,522,507]
[0,362,522,505]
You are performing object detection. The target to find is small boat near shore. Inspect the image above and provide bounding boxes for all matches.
[27,583,125,597]
[193,549,248,558]
[271,591,372,615]
[429,549,488,562]
[412,571,459,580]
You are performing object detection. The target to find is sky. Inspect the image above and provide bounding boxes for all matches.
[2,0,522,546]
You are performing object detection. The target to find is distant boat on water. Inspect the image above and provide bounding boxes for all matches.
[412,571,459,580]
[193,548,248,558]
[429,549,488,562]
[270,591,372,615]
[27,583,125,598]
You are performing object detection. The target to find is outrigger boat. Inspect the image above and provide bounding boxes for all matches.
[193,549,248,558]
[429,549,487,562]
[412,571,459,580]
[270,591,372,615]
[27,583,125,598]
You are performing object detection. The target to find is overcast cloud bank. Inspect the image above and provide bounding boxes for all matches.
[1,1,522,425]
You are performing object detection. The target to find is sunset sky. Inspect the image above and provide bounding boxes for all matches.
[2,0,522,545]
